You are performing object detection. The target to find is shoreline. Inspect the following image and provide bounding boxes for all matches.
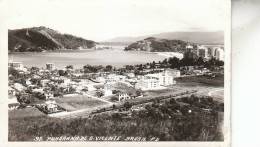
[155,52,184,59]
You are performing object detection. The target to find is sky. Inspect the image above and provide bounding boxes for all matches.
[6,0,227,41]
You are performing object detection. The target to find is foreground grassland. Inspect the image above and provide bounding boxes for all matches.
[9,95,224,141]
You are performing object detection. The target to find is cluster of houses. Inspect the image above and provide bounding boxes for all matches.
[95,68,181,102]
[135,69,180,90]
[8,56,217,112]
[8,61,183,109]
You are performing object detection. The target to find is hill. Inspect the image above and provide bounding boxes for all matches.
[8,26,96,52]
[105,31,224,45]
[124,37,197,52]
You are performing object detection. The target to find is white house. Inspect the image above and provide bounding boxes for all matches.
[32,88,44,93]
[96,77,106,83]
[186,45,193,49]
[125,73,135,78]
[136,76,160,90]
[45,99,58,113]
[104,82,113,96]
[8,95,19,110]
[118,92,131,101]
[166,69,181,78]
[146,69,180,86]
[106,74,126,83]
[45,92,54,100]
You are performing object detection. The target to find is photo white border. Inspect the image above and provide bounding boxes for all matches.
[0,0,231,146]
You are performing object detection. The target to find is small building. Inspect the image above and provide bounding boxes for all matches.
[46,63,55,71]
[96,77,106,83]
[8,94,19,110]
[118,92,131,102]
[106,74,126,83]
[193,69,202,75]
[9,61,25,71]
[125,73,135,78]
[186,45,193,50]
[144,69,180,87]
[136,76,160,90]
[32,88,44,93]
[45,99,58,113]
[45,92,54,100]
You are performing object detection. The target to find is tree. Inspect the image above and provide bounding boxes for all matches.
[123,102,132,110]
[83,65,92,73]
[68,86,76,94]
[30,78,40,85]
[196,57,205,66]
[65,65,73,70]
[105,65,113,72]
[33,92,46,100]
[162,58,168,65]
[16,93,31,104]
[125,65,134,71]
[181,51,198,66]
[138,64,143,70]
[58,70,68,76]
[8,67,20,78]
[112,104,116,109]
[136,89,143,96]
[30,67,40,74]
[83,65,102,73]
[96,90,104,97]
[168,57,180,69]
[150,61,156,69]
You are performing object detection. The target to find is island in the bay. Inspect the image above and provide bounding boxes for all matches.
[8,26,225,141]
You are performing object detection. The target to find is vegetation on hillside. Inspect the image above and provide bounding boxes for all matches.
[9,95,224,141]
[124,37,197,52]
[8,26,96,52]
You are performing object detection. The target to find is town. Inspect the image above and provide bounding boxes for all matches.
[8,45,224,116]
[8,44,225,141]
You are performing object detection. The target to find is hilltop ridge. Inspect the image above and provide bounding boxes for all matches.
[8,26,96,52]
[105,31,224,45]
[124,37,197,52]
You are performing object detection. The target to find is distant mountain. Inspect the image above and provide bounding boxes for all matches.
[8,26,96,52]
[105,31,224,45]
[124,37,197,52]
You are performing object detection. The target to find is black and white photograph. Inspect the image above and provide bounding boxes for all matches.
[3,0,230,144]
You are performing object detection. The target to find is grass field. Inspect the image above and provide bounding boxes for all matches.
[9,107,45,119]
[56,95,108,111]
[176,74,224,87]
[143,88,179,97]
